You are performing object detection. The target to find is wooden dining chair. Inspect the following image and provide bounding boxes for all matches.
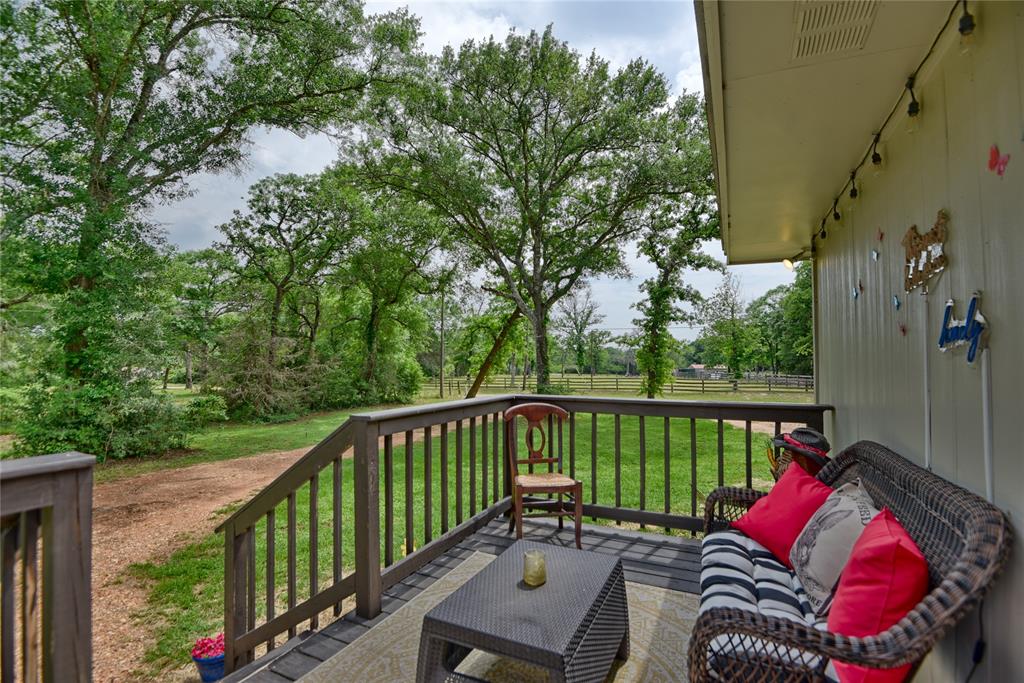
[503,402,583,549]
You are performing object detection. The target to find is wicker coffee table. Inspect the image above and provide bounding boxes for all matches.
[416,539,629,683]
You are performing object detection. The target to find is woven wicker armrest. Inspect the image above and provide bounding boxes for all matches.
[703,486,766,533]
[687,607,924,682]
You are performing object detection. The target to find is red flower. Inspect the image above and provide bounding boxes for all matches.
[191,633,225,659]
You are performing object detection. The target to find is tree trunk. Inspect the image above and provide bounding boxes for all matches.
[268,286,285,367]
[532,312,551,391]
[465,309,521,398]
[439,291,446,398]
[645,368,656,399]
[184,348,193,390]
[162,366,170,390]
[363,302,382,384]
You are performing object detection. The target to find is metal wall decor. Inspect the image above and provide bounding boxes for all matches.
[937,294,987,364]
[902,210,949,292]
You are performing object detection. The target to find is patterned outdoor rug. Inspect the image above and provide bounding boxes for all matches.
[300,551,698,682]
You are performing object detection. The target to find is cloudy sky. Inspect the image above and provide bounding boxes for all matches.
[150,0,795,340]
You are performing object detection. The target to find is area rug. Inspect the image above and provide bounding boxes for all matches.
[300,551,698,682]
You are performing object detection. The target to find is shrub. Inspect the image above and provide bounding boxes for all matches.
[182,395,228,428]
[12,376,190,461]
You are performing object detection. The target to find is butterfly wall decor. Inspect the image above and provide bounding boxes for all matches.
[988,145,1010,177]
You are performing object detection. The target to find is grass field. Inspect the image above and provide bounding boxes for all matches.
[130,410,784,674]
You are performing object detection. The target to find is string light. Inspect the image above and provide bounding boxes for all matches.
[871,133,883,165]
[958,0,975,37]
[812,0,966,247]
[906,75,920,117]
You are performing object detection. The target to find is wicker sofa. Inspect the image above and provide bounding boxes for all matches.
[688,440,1012,682]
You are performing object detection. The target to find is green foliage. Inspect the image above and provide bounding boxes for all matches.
[13,376,188,461]
[182,395,228,428]
[700,273,755,377]
[778,262,814,375]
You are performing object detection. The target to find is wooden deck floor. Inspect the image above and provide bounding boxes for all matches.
[227,517,702,682]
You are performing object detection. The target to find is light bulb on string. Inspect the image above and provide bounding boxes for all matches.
[871,134,885,176]
[906,75,921,133]
[832,199,841,222]
[958,0,976,53]
[849,171,858,199]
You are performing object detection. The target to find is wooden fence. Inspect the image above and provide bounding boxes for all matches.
[218,394,832,673]
[422,373,814,397]
[1,452,95,683]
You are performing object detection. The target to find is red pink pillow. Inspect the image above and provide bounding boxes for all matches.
[827,508,929,683]
[731,463,833,567]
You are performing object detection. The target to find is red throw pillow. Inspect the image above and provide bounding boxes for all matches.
[827,508,929,683]
[730,463,832,567]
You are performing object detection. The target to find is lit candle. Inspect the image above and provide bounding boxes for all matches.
[523,550,546,587]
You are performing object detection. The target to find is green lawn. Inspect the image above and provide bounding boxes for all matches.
[130,411,782,675]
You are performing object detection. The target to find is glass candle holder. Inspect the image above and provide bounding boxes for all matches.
[523,550,547,587]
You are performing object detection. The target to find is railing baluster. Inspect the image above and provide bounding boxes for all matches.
[424,426,432,545]
[745,420,753,489]
[405,430,414,556]
[287,493,297,640]
[492,413,500,503]
[456,420,464,525]
[247,528,255,634]
[774,420,782,463]
[469,417,477,515]
[664,416,671,533]
[384,435,394,567]
[639,416,646,529]
[20,510,39,683]
[614,413,622,523]
[568,413,576,481]
[1,519,14,683]
[481,414,488,509]
[332,458,342,616]
[353,420,381,618]
[690,417,698,524]
[308,474,318,630]
[591,413,598,521]
[558,417,564,472]
[266,509,275,650]
[440,424,449,533]
[717,419,725,487]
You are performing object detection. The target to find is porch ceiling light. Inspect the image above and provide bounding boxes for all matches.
[783,258,795,271]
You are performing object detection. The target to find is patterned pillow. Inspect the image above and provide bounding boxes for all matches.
[789,479,879,614]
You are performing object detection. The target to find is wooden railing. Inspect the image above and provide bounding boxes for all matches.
[219,394,832,673]
[1,452,95,683]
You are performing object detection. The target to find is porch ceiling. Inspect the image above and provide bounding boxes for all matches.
[695,0,952,264]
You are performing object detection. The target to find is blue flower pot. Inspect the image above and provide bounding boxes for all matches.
[192,653,225,682]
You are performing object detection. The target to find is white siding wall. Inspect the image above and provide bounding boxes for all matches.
[815,3,1024,681]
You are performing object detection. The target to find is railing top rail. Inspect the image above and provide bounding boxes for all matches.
[0,451,95,481]
[520,395,833,413]
[349,394,517,422]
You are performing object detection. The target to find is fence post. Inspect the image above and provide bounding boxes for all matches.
[353,419,382,618]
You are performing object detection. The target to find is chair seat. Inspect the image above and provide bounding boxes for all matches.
[515,472,579,488]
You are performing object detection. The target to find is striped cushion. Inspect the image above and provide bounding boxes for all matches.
[700,530,838,682]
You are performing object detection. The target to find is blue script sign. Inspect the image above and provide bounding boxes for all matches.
[937,295,987,363]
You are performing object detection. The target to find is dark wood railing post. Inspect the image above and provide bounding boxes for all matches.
[353,419,382,618]
[223,520,252,671]
[1,452,95,683]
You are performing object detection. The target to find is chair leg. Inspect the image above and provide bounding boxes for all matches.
[574,483,582,549]
[514,485,524,540]
[558,493,564,530]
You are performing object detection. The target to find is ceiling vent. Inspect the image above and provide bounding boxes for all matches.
[792,0,879,61]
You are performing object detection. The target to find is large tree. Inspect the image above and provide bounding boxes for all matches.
[553,285,605,374]
[699,273,753,377]
[358,26,705,390]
